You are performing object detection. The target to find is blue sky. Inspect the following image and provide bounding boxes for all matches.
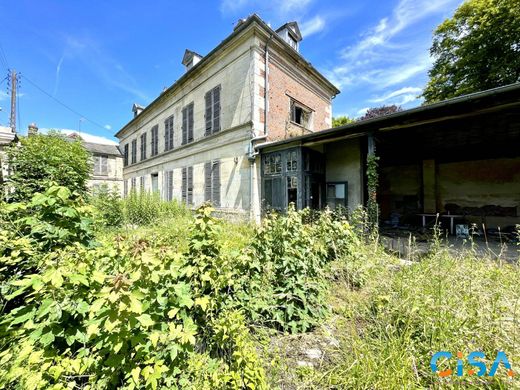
[0,0,463,141]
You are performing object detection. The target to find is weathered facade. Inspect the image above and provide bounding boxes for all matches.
[115,14,339,220]
[258,83,520,230]
[0,125,16,190]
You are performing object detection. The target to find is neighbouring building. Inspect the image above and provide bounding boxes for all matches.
[61,130,124,194]
[115,14,339,220]
[0,125,17,189]
[258,83,520,231]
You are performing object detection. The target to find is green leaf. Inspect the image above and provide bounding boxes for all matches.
[131,366,141,384]
[40,330,55,346]
[136,314,154,328]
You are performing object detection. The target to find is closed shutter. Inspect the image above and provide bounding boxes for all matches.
[212,160,220,207]
[205,91,212,136]
[188,103,194,143]
[101,155,108,175]
[187,166,193,205]
[181,167,187,203]
[204,162,211,202]
[213,86,220,134]
[164,171,173,201]
[168,116,174,150]
[164,119,169,151]
[123,144,129,166]
[182,107,187,145]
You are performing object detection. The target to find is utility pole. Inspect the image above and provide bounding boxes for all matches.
[8,69,18,133]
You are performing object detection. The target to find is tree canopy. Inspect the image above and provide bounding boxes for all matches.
[423,0,520,103]
[332,116,354,127]
[359,105,402,121]
[4,132,91,202]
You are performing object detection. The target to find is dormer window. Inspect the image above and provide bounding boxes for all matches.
[275,21,302,52]
[182,49,203,71]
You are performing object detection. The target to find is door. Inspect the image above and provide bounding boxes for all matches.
[151,173,159,193]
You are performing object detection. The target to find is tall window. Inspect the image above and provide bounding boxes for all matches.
[124,180,128,197]
[140,133,147,161]
[205,86,221,136]
[151,125,159,156]
[182,103,194,145]
[131,139,137,164]
[93,154,108,176]
[164,115,174,151]
[181,166,193,205]
[204,160,221,207]
[140,176,145,191]
[123,144,129,166]
[131,177,137,190]
[164,170,173,201]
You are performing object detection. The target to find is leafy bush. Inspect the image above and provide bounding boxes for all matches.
[90,184,124,228]
[3,132,91,202]
[0,204,267,389]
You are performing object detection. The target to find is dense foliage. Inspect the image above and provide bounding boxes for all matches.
[423,0,520,103]
[331,115,354,127]
[4,132,91,202]
[0,190,357,388]
[359,105,402,120]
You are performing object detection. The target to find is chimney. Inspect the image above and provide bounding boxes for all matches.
[275,21,302,52]
[28,123,38,136]
[132,103,144,118]
[182,49,203,71]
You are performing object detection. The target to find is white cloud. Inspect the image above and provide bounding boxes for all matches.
[369,86,423,103]
[53,54,65,96]
[329,0,462,90]
[104,124,112,130]
[357,107,369,116]
[41,128,118,145]
[300,15,325,37]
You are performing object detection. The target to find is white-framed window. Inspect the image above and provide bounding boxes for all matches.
[93,154,108,176]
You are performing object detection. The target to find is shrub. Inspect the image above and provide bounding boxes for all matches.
[122,190,188,226]
[3,132,91,202]
[90,184,123,228]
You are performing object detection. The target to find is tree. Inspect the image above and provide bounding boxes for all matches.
[358,105,402,121]
[4,132,91,202]
[332,115,354,127]
[423,0,520,103]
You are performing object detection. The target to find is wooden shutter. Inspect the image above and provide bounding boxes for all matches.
[124,144,128,166]
[101,155,108,175]
[205,91,212,136]
[212,160,220,207]
[182,107,187,145]
[188,103,194,143]
[213,86,220,133]
[187,166,193,205]
[168,116,174,150]
[164,119,169,151]
[181,167,187,203]
[204,162,211,202]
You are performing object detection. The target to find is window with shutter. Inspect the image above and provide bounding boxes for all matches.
[164,116,174,151]
[181,107,188,145]
[204,162,212,202]
[187,166,193,205]
[131,177,137,190]
[213,86,220,134]
[124,180,128,197]
[181,167,187,203]
[131,139,137,164]
[123,144,129,166]
[164,171,173,201]
[205,92,212,136]
[151,125,159,156]
[204,86,221,136]
[212,160,220,207]
[187,103,194,143]
[140,133,147,161]
[140,176,145,192]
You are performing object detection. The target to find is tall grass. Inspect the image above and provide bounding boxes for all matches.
[122,190,189,225]
[305,237,520,389]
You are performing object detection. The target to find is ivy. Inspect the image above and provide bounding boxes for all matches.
[366,154,380,233]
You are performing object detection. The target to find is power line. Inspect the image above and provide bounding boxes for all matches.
[0,40,9,70]
[22,74,110,133]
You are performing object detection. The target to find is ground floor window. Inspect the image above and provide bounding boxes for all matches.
[326,182,348,209]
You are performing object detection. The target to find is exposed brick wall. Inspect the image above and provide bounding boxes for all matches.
[264,59,332,141]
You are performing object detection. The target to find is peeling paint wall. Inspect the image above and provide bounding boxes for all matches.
[324,138,362,210]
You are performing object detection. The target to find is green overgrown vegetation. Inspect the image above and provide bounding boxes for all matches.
[1,146,519,388]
